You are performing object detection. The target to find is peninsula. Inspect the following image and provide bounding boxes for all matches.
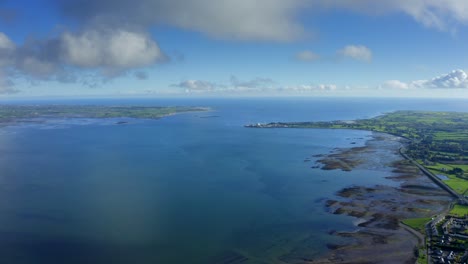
[0,104,208,124]
[247,111,468,263]
[246,111,468,195]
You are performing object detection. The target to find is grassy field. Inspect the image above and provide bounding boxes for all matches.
[402,217,431,234]
[427,164,450,172]
[449,204,468,217]
[427,163,468,172]
[434,132,468,141]
[427,168,466,195]
[417,248,427,264]
[442,175,468,195]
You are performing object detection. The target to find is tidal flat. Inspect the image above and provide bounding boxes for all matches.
[311,133,452,263]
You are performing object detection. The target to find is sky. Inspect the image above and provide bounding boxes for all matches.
[1,0,468,98]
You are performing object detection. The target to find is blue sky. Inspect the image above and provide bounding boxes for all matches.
[1,0,468,98]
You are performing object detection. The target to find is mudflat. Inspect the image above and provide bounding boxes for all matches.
[313,133,452,264]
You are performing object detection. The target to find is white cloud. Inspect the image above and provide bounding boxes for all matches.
[381,69,468,90]
[4,0,468,94]
[19,56,58,78]
[171,78,341,94]
[230,76,275,89]
[61,29,164,70]
[392,1,468,31]
[295,50,320,62]
[171,76,277,93]
[315,0,468,32]
[0,29,165,87]
[425,69,468,88]
[0,32,14,50]
[0,32,15,67]
[317,84,337,91]
[55,0,468,41]
[56,0,304,42]
[283,84,338,92]
[381,80,409,90]
[171,80,217,92]
[338,45,372,62]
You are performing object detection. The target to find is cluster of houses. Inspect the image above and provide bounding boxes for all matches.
[428,215,468,264]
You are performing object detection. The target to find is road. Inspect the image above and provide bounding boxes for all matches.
[399,148,468,205]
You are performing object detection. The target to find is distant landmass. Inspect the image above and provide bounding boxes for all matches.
[0,105,209,124]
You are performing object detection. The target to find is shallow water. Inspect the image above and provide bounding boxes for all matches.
[0,97,466,263]
[436,174,449,180]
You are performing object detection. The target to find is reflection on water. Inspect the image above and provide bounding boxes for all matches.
[436,174,449,180]
[0,98,467,263]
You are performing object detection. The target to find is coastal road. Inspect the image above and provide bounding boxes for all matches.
[400,222,431,264]
[399,148,468,205]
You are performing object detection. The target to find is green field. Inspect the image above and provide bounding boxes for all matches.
[434,132,468,141]
[417,248,427,264]
[430,163,468,170]
[428,169,468,195]
[444,176,468,195]
[402,217,431,234]
[449,204,468,217]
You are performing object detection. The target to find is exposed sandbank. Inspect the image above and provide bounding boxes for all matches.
[312,133,452,264]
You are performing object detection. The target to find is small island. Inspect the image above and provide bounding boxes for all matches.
[247,111,468,263]
[0,104,209,124]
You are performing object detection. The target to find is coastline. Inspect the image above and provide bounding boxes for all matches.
[0,105,210,129]
[312,133,453,263]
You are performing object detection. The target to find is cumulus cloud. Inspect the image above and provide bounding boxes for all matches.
[316,84,338,91]
[54,0,304,42]
[380,80,409,90]
[170,76,344,94]
[338,45,372,62]
[7,0,305,90]
[0,33,60,90]
[0,29,165,86]
[282,84,338,92]
[0,32,15,67]
[230,76,275,89]
[295,50,320,62]
[61,29,164,70]
[381,69,468,90]
[4,0,468,93]
[171,76,276,93]
[171,80,218,92]
[53,0,468,41]
[315,0,468,32]
[425,69,468,88]
[0,32,14,49]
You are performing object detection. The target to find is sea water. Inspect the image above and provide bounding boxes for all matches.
[0,97,466,263]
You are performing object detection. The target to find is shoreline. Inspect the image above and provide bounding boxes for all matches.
[0,105,210,129]
[312,133,453,263]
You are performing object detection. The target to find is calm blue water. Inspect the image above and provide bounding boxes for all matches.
[0,98,466,263]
